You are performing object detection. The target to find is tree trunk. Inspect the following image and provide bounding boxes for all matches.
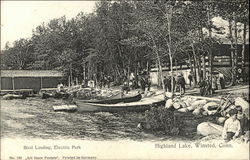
[202,54,206,79]
[241,21,246,69]
[196,52,202,82]
[191,43,197,86]
[166,5,174,98]
[169,54,174,96]
[70,63,73,85]
[233,12,238,68]
[207,6,213,94]
[200,28,206,80]
[127,58,131,84]
[229,19,235,86]
[148,33,165,94]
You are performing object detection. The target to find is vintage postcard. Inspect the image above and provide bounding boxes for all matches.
[1,1,249,160]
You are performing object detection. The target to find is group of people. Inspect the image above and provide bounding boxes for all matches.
[163,73,186,94]
[223,106,249,142]
[122,73,151,95]
[199,72,225,96]
[139,75,151,92]
[99,75,112,89]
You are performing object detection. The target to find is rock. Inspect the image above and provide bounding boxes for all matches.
[185,97,195,106]
[165,99,173,109]
[202,110,208,116]
[184,101,191,107]
[193,108,201,115]
[207,110,218,116]
[165,92,173,98]
[173,102,181,109]
[197,122,223,136]
[178,108,188,113]
[217,117,226,124]
[187,106,196,111]
[180,102,187,108]
[203,102,219,110]
[192,100,207,107]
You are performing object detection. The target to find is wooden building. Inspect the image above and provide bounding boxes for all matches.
[0,70,63,93]
[150,44,249,85]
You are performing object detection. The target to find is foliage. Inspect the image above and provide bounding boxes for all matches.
[1,1,249,86]
[144,107,184,135]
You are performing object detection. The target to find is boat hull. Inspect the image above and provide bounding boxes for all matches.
[76,93,142,104]
[74,94,166,112]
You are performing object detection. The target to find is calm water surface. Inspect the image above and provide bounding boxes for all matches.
[1,97,161,140]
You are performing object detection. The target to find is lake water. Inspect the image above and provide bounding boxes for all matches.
[1,97,162,140]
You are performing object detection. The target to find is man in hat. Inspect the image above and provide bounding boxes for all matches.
[222,109,241,142]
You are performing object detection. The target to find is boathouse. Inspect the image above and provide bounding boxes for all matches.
[0,70,63,93]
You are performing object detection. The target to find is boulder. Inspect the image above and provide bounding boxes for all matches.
[165,99,173,109]
[202,110,208,116]
[178,108,188,113]
[193,108,201,115]
[184,97,195,106]
[197,122,223,136]
[203,102,219,110]
[192,100,207,107]
[173,102,182,110]
[165,92,173,98]
[187,106,196,111]
[217,117,226,124]
[179,102,187,108]
[207,110,218,116]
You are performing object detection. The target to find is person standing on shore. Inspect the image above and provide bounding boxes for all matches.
[140,76,146,92]
[163,76,168,92]
[188,72,193,87]
[146,75,151,91]
[219,72,225,89]
[179,73,186,95]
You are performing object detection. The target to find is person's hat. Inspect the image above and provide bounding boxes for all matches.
[228,109,238,116]
[235,105,242,112]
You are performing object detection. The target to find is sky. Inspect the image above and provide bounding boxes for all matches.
[1,1,96,49]
[1,1,248,50]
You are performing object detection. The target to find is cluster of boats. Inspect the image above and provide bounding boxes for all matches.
[53,91,166,112]
[2,87,166,112]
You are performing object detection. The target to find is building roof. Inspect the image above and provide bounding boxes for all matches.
[0,70,63,77]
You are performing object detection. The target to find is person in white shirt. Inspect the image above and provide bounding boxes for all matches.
[222,109,241,142]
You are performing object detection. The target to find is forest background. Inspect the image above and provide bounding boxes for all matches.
[1,0,249,90]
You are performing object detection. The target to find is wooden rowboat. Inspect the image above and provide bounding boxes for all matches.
[40,92,70,99]
[73,94,166,112]
[76,93,142,104]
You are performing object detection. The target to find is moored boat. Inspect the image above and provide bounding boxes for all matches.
[76,93,142,104]
[73,94,165,112]
[40,91,70,99]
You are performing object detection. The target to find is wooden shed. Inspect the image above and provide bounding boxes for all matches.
[0,70,63,93]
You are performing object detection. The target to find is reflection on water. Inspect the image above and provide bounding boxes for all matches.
[1,98,159,140]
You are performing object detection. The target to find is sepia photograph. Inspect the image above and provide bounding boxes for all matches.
[1,0,249,160]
